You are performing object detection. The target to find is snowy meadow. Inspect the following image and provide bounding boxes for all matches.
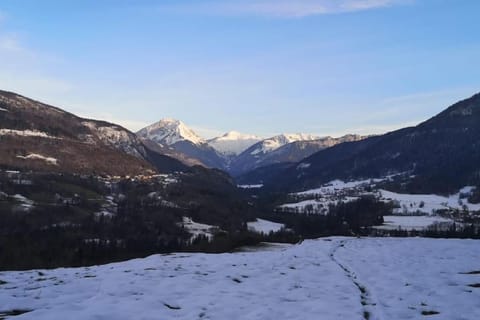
[1,238,479,320]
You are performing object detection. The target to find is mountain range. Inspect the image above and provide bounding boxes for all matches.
[136,119,365,176]
[2,89,480,197]
[2,88,480,270]
[0,89,362,179]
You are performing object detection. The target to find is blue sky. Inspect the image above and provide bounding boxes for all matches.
[0,0,479,138]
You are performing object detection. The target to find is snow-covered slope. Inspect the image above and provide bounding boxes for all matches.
[137,118,205,146]
[0,90,161,176]
[1,238,479,320]
[278,177,480,216]
[231,134,365,176]
[82,121,147,159]
[249,133,319,155]
[207,131,261,156]
[247,218,285,234]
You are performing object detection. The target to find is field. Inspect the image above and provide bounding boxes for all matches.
[1,238,479,320]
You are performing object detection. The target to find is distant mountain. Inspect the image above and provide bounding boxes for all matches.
[235,134,366,183]
[249,134,320,155]
[141,139,204,168]
[0,90,185,175]
[137,118,204,146]
[259,134,365,166]
[137,119,226,169]
[229,134,366,176]
[207,131,261,156]
[266,92,480,194]
[136,120,368,176]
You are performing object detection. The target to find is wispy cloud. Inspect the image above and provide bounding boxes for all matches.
[160,0,412,18]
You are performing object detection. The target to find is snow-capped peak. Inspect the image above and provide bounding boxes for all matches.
[208,131,262,156]
[137,118,205,146]
[250,133,320,155]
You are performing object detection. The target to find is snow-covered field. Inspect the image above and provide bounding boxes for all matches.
[278,178,389,214]
[295,179,384,197]
[278,178,480,216]
[380,188,480,214]
[178,217,219,241]
[375,215,454,231]
[247,218,285,234]
[279,197,359,215]
[1,238,479,320]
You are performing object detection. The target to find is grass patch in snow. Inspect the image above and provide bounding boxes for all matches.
[460,270,480,275]
[422,310,440,316]
[163,303,181,310]
[0,309,33,318]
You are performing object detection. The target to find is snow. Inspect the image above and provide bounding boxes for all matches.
[380,188,480,214]
[137,119,205,146]
[296,178,385,197]
[279,197,359,215]
[250,133,319,155]
[0,129,57,139]
[375,215,454,230]
[334,238,480,320]
[247,219,285,234]
[178,217,218,241]
[148,174,179,186]
[296,162,311,170]
[12,194,35,211]
[16,153,58,165]
[82,122,145,158]
[281,178,480,216]
[1,238,479,320]
[208,131,261,156]
[237,184,263,189]
[94,196,118,218]
[146,192,179,208]
[278,178,382,214]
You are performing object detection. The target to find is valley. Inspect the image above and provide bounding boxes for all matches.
[2,90,480,272]
[1,1,478,319]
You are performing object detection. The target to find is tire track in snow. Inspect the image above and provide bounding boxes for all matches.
[329,239,381,320]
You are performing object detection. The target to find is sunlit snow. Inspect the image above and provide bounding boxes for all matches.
[16,153,58,165]
[0,129,57,139]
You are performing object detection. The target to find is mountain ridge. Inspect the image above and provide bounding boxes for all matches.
[137,119,348,174]
[0,90,186,175]
[137,119,364,176]
[262,92,480,194]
